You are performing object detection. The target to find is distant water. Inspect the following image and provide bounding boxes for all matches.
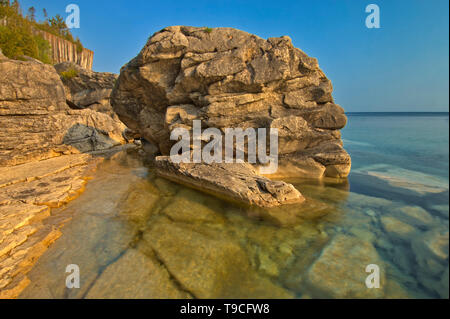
[21,112,449,299]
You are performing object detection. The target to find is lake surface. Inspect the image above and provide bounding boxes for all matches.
[20,113,449,299]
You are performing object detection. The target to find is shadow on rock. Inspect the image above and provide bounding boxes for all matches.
[63,123,122,154]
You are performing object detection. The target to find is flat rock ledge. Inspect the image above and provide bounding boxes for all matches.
[112,26,351,179]
[0,146,135,299]
[154,156,305,208]
[0,154,94,298]
[0,51,135,298]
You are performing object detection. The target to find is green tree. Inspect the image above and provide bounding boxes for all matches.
[48,14,67,34]
[11,0,19,13]
[0,0,83,64]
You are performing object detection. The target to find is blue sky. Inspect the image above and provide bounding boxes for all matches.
[20,0,449,112]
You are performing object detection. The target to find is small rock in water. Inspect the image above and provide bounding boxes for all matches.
[397,206,435,227]
[349,227,376,243]
[412,226,449,298]
[304,234,385,298]
[365,209,377,218]
[430,204,449,219]
[258,251,280,277]
[380,216,417,241]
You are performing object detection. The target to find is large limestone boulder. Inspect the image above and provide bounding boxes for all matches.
[0,55,127,166]
[111,26,351,178]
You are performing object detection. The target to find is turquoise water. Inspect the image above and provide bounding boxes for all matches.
[21,113,449,299]
[344,112,449,209]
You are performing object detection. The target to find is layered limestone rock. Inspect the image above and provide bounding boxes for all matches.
[54,62,118,117]
[111,26,351,179]
[0,52,130,298]
[155,156,304,208]
[0,54,127,167]
[0,153,102,298]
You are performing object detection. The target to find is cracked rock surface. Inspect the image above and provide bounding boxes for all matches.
[0,51,132,298]
[155,156,304,208]
[111,26,351,179]
[0,53,126,167]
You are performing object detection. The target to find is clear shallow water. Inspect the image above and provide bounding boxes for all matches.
[20,113,449,299]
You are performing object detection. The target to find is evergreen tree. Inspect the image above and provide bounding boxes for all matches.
[26,6,35,21]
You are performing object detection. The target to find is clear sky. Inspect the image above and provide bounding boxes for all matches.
[20,0,449,112]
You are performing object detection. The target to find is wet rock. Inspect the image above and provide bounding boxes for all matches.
[161,189,226,224]
[257,251,280,278]
[154,156,304,208]
[411,227,449,298]
[304,234,385,298]
[412,227,448,272]
[143,219,293,298]
[0,153,104,298]
[381,216,417,241]
[356,164,448,196]
[11,153,146,299]
[430,204,449,219]
[111,26,351,179]
[349,227,377,243]
[85,248,191,299]
[118,180,160,226]
[397,206,435,227]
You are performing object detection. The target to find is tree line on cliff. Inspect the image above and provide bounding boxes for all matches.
[0,0,83,63]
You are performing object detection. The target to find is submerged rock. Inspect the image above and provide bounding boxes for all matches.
[412,227,449,298]
[154,156,304,208]
[380,216,417,241]
[85,248,191,299]
[143,218,293,298]
[304,234,385,298]
[396,206,435,227]
[111,26,351,179]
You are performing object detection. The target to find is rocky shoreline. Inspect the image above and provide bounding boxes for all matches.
[0,48,133,298]
[1,27,352,298]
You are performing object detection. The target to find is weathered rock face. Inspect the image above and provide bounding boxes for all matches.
[0,55,126,167]
[111,26,351,178]
[155,156,304,208]
[0,52,132,298]
[54,62,118,117]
